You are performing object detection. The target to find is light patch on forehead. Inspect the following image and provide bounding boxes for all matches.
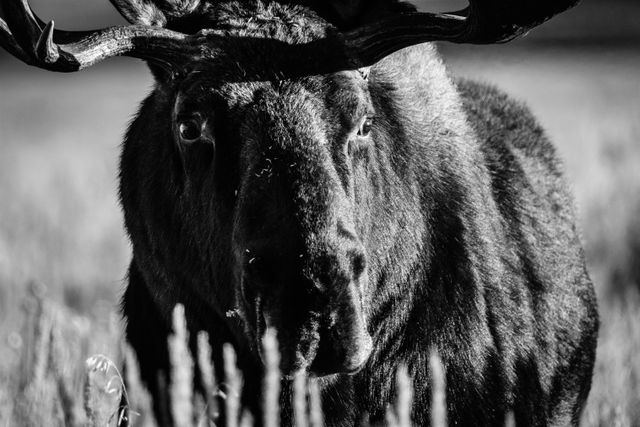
[218,82,262,110]
[358,67,371,81]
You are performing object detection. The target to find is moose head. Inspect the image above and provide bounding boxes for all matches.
[0,0,580,381]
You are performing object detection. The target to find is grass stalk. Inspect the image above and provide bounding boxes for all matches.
[293,373,308,427]
[169,304,194,427]
[396,365,412,427]
[124,346,155,427]
[197,331,219,424]
[224,343,243,427]
[262,329,280,427]
[309,379,324,427]
[429,351,447,427]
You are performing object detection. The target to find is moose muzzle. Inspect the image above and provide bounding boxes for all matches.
[309,282,373,376]
[237,231,373,378]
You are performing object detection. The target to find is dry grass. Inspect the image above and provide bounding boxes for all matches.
[0,297,443,427]
[3,291,638,426]
[1,46,639,425]
[583,290,640,427]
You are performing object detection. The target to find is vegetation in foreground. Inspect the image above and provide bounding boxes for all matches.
[0,283,639,426]
[0,287,445,427]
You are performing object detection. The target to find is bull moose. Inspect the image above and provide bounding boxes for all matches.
[0,0,599,425]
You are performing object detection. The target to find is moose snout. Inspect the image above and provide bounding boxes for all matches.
[242,226,368,290]
[238,226,372,376]
[310,282,373,376]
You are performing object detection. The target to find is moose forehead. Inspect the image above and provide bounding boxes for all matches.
[162,4,370,126]
[176,67,371,128]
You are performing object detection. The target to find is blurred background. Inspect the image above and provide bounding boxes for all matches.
[0,0,639,424]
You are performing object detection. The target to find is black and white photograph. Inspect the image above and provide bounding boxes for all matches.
[0,0,638,425]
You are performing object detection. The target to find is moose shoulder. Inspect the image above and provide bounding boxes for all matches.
[1,0,598,425]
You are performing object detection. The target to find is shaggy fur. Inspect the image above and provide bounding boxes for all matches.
[118,1,599,425]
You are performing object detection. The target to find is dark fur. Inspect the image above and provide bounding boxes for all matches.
[119,2,598,425]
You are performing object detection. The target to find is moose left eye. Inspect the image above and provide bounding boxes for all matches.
[179,118,203,142]
[357,117,374,137]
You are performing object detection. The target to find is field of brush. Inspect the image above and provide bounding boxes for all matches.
[0,43,639,425]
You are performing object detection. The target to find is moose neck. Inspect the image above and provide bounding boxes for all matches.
[358,44,504,407]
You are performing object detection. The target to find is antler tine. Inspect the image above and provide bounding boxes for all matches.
[0,0,199,72]
[344,0,581,67]
[3,0,42,52]
[0,17,31,63]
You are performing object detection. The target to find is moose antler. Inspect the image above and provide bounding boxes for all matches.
[0,0,197,72]
[0,0,581,73]
[344,0,581,66]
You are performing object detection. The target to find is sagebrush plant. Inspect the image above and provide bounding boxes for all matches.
[2,285,639,426]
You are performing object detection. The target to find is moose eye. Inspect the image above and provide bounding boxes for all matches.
[357,117,374,137]
[178,118,203,142]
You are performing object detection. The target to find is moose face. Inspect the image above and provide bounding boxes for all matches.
[171,63,375,376]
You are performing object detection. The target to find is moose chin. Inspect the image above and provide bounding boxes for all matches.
[0,0,599,425]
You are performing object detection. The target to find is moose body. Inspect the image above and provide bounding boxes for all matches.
[1,0,598,425]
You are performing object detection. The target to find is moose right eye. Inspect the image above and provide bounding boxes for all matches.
[178,119,203,142]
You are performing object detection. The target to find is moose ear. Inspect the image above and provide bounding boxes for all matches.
[109,0,207,81]
[146,63,174,83]
[318,0,416,28]
[109,0,167,25]
[109,0,204,26]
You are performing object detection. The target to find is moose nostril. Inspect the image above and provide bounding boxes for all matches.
[245,253,279,285]
[350,250,367,280]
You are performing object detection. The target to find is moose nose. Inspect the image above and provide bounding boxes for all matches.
[335,220,367,279]
[242,224,367,284]
[349,247,367,282]
[335,325,373,374]
[311,223,368,286]
[310,282,373,376]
